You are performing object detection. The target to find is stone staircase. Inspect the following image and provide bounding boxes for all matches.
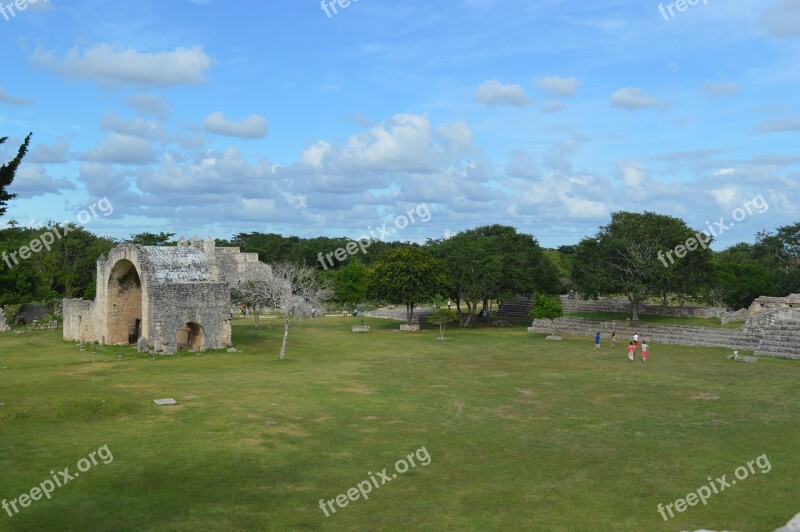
[754,319,800,359]
[498,298,533,319]
[528,317,760,351]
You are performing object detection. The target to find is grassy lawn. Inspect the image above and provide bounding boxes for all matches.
[1,317,798,531]
[564,311,746,329]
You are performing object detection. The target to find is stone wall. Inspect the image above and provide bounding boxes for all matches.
[62,299,96,342]
[147,283,231,354]
[561,295,726,319]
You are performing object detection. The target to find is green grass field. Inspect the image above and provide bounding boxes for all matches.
[1,317,798,531]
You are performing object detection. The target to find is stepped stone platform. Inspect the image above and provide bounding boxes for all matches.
[528,293,800,359]
[528,318,759,351]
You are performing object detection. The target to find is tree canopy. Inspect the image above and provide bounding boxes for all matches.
[0,133,31,218]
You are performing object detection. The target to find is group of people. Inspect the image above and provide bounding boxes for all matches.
[594,331,649,363]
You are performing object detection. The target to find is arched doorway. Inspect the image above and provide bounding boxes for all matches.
[107,260,143,345]
[176,322,204,351]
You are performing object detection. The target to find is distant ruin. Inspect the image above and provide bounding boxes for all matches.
[528,294,800,359]
[63,236,271,354]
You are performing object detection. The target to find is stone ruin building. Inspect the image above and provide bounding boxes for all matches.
[62,236,271,354]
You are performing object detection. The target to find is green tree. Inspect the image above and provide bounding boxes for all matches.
[333,258,370,308]
[754,222,800,295]
[370,247,447,324]
[129,232,176,246]
[528,293,563,335]
[571,211,714,320]
[0,133,31,218]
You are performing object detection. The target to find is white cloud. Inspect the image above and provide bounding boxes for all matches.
[126,93,171,119]
[30,44,211,88]
[701,81,738,98]
[7,165,75,198]
[81,133,157,164]
[713,168,736,177]
[710,186,737,207]
[0,86,32,105]
[435,121,473,150]
[27,140,70,164]
[475,79,530,106]
[609,87,668,110]
[203,111,268,139]
[756,118,800,133]
[534,76,581,97]
[760,0,800,38]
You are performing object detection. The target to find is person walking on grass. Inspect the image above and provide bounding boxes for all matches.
[610,332,617,349]
[633,332,639,350]
[641,341,648,363]
[627,341,635,362]
[594,332,601,352]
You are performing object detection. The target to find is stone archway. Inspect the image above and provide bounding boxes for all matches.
[176,322,204,351]
[107,260,143,345]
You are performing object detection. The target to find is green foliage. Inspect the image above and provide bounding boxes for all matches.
[370,246,447,324]
[431,225,560,326]
[128,232,176,246]
[529,293,563,321]
[571,211,714,320]
[333,258,371,305]
[0,132,31,218]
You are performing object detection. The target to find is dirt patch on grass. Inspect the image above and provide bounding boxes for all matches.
[334,385,376,395]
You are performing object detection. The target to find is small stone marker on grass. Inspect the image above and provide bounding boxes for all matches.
[153,398,178,406]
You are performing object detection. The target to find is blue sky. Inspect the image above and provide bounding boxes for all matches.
[1,0,798,248]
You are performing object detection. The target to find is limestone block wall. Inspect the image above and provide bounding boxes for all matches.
[147,282,231,354]
[62,299,96,342]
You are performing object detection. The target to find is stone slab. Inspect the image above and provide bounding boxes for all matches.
[153,398,178,406]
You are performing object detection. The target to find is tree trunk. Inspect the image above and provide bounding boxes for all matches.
[456,299,464,325]
[630,299,640,321]
[279,317,289,360]
[463,301,474,327]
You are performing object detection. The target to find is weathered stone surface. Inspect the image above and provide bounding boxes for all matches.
[0,307,10,332]
[774,511,800,531]
[546,335,562,341]
[399,324,420,332]
[352,325,371,333]
[63,238,272,354]
[137,336,148,353]
[153,398,178,406]
[727,353,757,363]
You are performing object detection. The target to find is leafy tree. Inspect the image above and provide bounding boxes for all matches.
[333,258,371,307]
[528,293,563,335]
[714,255,773,309]
[129,232,176,246]
[571,211,714,320]
[370,247,447,324]
[754,222,800,295]
[0,133,31,218]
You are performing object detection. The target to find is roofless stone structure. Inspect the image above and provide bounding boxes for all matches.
[63,236,270,354]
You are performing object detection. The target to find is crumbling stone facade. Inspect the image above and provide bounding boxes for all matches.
[63,237,270,354]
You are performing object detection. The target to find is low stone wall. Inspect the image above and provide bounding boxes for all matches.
[62,299,96,342]
[528,317,759,351]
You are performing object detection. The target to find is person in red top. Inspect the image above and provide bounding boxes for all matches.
[627,341,635,362]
